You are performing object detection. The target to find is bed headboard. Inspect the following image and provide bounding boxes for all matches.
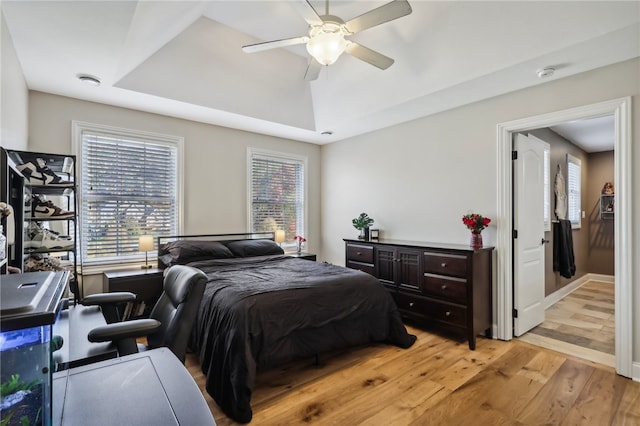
[156,232,276,269]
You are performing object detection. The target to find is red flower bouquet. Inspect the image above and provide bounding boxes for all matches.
[462,213,491,233]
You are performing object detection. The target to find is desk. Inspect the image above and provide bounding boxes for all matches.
[52,303,118,370]
[53,348,215,425]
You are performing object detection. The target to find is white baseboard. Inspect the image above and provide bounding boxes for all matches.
[633,362,640,382]
[588,273,615,283]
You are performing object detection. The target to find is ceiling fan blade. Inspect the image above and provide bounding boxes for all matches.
[344,0,412,34]
[242,36,309,54]
[291,0,324,26]
[345,42,394,70]
[304,58,322,81]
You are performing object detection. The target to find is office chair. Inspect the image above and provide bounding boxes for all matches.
[86,265,207,363]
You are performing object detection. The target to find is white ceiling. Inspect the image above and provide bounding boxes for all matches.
[2,1,639,146]
[550,115,615,153]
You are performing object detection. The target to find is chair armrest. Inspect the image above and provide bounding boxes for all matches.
[88,319,161,343]
[82,292,136,306]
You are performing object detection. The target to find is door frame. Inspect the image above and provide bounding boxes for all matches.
[495,97,632,377]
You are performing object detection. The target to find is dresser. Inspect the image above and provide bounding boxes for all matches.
[344,238,493,350]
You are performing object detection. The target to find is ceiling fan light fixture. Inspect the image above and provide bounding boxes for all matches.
[306,27,348,66]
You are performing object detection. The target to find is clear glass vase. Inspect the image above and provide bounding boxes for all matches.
[470,231,483,249]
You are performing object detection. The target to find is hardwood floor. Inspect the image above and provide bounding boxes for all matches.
[185,323,640,425]
[519,280,615,367]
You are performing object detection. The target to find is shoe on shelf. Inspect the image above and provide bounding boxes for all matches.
[24,222,74,251]
[62,157,74,174]
[31,194,74,219]
[17,158,73,186]
[24,253,70,272]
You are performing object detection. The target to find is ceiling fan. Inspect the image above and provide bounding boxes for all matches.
[242,0,412,81]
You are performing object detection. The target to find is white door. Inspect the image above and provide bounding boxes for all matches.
[513,133,548,336]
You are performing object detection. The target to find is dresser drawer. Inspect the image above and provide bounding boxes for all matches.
[346,243,374,263]
[423,252,468,278]
[396,293,467,328]
[395,292,430,317]
[422,273,467,304]
[346,260,375,275]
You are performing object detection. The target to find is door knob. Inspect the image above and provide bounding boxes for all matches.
[541,238,549,245]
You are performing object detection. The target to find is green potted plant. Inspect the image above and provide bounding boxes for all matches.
[352,212,374,239]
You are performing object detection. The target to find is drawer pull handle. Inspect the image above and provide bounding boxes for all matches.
[445,311,451,317]
[409,302,414,307]
[441,262,447,268]
[441,285,447,291]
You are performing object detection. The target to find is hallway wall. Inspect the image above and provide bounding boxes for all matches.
[586,151,615,275]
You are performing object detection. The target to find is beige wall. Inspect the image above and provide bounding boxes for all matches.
[586,151,615,275]
[28,92,321,294]
[0,11,28,150]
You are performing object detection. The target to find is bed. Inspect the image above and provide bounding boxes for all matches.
[158,233,416,423]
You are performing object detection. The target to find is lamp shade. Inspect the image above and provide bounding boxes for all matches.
[139,235,154,252]
[306,31,347,66]
[275,230,286,243]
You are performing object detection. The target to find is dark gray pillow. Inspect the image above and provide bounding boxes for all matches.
[225,239,284,257]
[160,240,234,265]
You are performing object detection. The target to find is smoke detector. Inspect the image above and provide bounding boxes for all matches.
[536,67,555,78]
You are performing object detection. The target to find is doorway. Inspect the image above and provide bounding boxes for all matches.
[495,97,633,378]
[516,120,616,367]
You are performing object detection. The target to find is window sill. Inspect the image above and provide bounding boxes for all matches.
[80,261,156,276]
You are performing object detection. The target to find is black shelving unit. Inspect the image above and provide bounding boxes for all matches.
[1,148,79,300]
[1,149,27,274]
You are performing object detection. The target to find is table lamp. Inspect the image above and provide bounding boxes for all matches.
[139,235,154,269]
[275,230,285,247]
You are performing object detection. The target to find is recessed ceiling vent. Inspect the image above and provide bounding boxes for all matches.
[77,74,101,86]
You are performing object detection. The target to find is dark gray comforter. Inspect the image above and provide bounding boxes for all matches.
[187,255,416,423]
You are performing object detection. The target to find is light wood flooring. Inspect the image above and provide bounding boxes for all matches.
[518,280,615,367]
[185,322,640,425]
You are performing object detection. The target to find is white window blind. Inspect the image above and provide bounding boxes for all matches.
[543,147,550,231]
[77,124,180,265]
[249,150,305,242]
[567,154,582,228]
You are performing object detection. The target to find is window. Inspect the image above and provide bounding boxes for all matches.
[567,154,582,228]
[543,147,550,231]
[248,149,306,244]
[73,122,182,265]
